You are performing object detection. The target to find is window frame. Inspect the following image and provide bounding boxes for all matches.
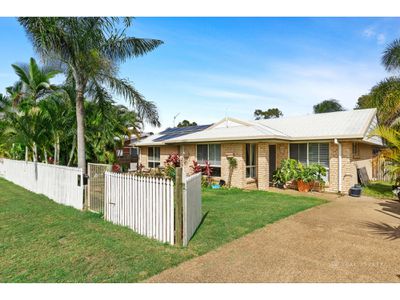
[246,143,257,179]
[148,146,160,168]
[196,144,221,177]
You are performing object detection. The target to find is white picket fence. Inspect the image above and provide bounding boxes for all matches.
[0,158,84,209]
[183,172,202,246]
[104,172,175,245]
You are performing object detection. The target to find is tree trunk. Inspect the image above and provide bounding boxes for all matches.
[55,134,60,165]
[76,86,86,173]
[53,142,57,164]
[25,146,28,162]
[67,134,76,167]
[43,147,48,163]
[32,143,38,162]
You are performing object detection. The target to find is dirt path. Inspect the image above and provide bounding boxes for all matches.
[148,194,400,282]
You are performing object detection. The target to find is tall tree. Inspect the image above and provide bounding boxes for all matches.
[177,120,197,127]
[382,38,400,73]
[18,17,163,173]
[6,58,59,161]
[313,99,345,114]
[355,94,374,110]
[254,108,283,120]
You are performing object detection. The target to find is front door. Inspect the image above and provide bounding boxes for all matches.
[269,145,276,185]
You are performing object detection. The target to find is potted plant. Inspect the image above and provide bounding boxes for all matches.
[296,164,327,192]
[272,159,301,188]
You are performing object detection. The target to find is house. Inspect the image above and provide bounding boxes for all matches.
[115,132,153,170]
[134,108,383,193]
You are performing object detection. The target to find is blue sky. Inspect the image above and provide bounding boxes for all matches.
[1,17,400,131]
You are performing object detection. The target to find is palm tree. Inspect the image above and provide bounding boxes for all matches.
[382,39,400,73]
[18,17,163,173]
[8,58,60,161]
[11,57,59,105]
[371,125,400,183]
[368,77,400,127]
[313,99,345,114]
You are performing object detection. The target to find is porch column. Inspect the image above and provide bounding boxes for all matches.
[257,142,269,190]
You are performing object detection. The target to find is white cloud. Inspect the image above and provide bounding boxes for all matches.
[377,33,386,45]
[362,26,387,45]
[363,27,375,38]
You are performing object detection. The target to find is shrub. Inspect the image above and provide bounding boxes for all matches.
[273,159,327,188]
[272,159,301,187]
[165,153,180,167]
[190,160,202,174]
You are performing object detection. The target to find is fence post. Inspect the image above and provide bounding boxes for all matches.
[174,167,183,246]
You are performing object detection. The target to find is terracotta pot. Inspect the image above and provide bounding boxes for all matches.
[297,179,311,192]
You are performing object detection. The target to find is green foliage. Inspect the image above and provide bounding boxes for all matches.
[363,181,395,199]
[370,125,400,182]
[382,38,400,72]
[313,99,345,114]
[164,165,176,181]
[254,108,283,120]
[18,17,163,170]
[272,159,301,186]
[273,159,327,186]
[297,163,327,183]
[177,120,197,127]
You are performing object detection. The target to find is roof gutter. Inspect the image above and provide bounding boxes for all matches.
[334,138,342,193]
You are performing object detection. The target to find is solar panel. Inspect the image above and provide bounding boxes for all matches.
[154,124,212,142]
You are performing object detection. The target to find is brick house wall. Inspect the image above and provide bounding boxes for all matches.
[276,143,289,167]
[257,142,269,190]
[138,140,375,193]
[181,144,196,175]
[221,143,246,189]
[160,145,179,165]
[139,146,148,167]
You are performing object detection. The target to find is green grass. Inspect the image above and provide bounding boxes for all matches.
[363,181,395,199]
[0,178,325,282]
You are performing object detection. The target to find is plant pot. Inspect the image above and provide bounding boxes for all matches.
[297,179,311,192]
[276,182,285,189]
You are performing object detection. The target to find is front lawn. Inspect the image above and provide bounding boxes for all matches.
[0,178,325,282]
[363,181,395,199]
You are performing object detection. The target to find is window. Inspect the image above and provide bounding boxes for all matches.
[148,147,160,168]
[130,147,139,158]
[290,143,329,180]
[246,143,256,178]
[196,144,221,177]
[116,149,123,157]
[352,142,360,158]
[289,143,307,165]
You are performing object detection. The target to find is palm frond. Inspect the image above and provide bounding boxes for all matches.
[382,39,400,72]
[103,75,160,127]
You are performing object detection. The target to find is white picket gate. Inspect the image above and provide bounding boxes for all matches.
[0,158,84,209]
[104,172,175,245]
[183,172,203,246]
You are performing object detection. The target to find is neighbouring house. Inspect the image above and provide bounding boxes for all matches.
[134,109,383,193]
[115,132,153,170]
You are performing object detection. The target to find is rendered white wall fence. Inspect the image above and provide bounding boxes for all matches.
[104,172,175,245]
[0,158,84,209]
[183,172,203,246]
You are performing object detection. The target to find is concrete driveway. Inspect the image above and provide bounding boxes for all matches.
[148,194,400,282]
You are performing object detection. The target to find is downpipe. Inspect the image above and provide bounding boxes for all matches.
[334,138,342,193]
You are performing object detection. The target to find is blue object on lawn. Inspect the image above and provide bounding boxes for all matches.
[211,184,220,189]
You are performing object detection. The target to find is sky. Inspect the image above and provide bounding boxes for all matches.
[0,17,400,131]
